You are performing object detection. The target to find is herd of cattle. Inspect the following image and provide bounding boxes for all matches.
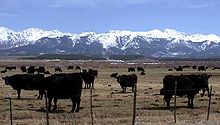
[0,65,213,112]
[169,65,220,71]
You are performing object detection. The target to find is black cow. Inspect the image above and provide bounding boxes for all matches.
[44,71,51,74]
[198,66,206,71]
[81,71,96,89]
[128,67,135,72]
[1,70,7,73]
[36,66,46,74]
[116,74,137,93]
[192,66,197,69]
[174,66,183,71]
[2,74,45,99]
[67,66,74,70]
[110,72,118,78]
[160,74,211,109]
[88,69,98,77]
[5,66,16,71]
[140,72,145,75]
[212,67,220,70]
[28,73,83,112]
[28,66,36,74]
[137,67,145,72]
[75,66,81,70]
[55,67,62,72]
[20,66,27,73]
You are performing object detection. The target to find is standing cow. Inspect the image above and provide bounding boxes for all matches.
[28,73,83,112]
[137,67,145,72]
[160,74,211,109]
[2,74,45,99]
[115,74,137,93]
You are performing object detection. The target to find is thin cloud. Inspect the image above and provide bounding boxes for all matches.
[0,12,19,17]
[182,3,215,9]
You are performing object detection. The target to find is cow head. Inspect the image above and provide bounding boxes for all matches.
[2,76,10,85]
[200,74,211,97]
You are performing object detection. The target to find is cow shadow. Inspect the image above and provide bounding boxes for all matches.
[112,91,133,94]
[33,107,85,113]
[4,97,40,100]
[34,108,66,113]
[143,105,206,111]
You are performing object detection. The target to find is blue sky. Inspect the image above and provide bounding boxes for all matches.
[0,0,220,35]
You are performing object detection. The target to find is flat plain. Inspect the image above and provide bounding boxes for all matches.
[0,59,220,125]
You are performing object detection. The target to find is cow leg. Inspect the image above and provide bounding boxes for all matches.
[92,82,94,89]
[122,87,125,93]
[75,96,81,112]
[37,90,44,100]
[71,97,77,112]
[187,96,194,109]
[201,88,205,97]
[190,97,194,109]
[17,89,21,99]
[164,95,171,109]
[52,98,58,111]
[187,96,190,107]
[48,97,52,112]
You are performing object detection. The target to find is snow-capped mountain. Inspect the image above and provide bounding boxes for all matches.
[1,26,220,57]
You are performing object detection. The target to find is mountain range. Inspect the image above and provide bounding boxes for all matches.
[1,26,220,58]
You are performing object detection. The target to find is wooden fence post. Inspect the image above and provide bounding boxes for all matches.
[45,90,49,125]
[207,85,212,121]
[90,87,94,125]
[9,98,13,125]
[132,84,137,125]
[174,81,177,123]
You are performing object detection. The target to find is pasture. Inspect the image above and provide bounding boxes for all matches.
[0,59,220,125]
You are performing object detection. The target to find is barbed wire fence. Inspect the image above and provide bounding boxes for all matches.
[0,84,215,125]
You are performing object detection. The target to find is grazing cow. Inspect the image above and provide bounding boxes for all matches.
[128,67,135,72]
[36,66,46,74]
[110,72,118,78]
[1,70,7,73]
[44,71,51,74]
[2,74,45,99]
[137,67,145,72]
[212,67,220,70]
[75,66,81,70]
[183,65,191,69]
[168,68,173,71]
[192,66,197,69]
[5,66,16,71]
[160,74,211,109]
[27,73,83,112]
[55,67,62,72]
[20,66,27,73]
[198,66,206,71]
[174,66,183,71]
[67,66,74,70]
[28,66,36,74]
[140,72,145,75]
[88,69,98,77]
[116,74,137,93]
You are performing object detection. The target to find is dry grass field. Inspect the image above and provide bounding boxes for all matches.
[0,59,220,125]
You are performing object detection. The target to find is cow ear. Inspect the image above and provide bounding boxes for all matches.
[2,77,5,80]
